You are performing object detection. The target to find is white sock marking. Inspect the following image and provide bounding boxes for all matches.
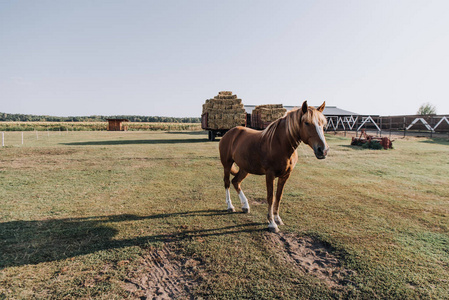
[226,189,235,210]
[238,191,249,209]
[268,220,279,231]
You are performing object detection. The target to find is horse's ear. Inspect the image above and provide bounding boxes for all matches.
[301,101,308,114]
[317,101,325,112]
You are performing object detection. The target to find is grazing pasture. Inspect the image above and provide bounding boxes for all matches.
[0,131,448,299]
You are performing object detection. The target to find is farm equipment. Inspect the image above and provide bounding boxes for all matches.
[351,130,393,149]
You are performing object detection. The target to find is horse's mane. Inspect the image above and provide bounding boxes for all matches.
[261,106,326,149]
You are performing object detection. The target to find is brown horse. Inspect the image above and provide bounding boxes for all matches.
[219,101,329,232]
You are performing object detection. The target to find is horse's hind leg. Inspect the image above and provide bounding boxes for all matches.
[232,170,250,213]
[223,166,236,212]
[265,173,278,232]
[273,174,290,226]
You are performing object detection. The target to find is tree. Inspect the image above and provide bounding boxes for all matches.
[417,103,436,115]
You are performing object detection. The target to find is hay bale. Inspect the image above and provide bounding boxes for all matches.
[251,104,287,129]
[202,91,246,129]
[255,104,283,109]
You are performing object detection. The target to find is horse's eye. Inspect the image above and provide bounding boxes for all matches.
[305,122,310,126]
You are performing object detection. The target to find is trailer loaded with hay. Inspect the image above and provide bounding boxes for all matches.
[250,104,287,130]
[201,91,247,141]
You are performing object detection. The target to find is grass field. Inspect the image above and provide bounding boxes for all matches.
[1,131,448,299]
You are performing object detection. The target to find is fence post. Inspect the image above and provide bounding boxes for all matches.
[22,132,24,145]
[403,117,406,137]
[2,132,4,147]
[379,117,383,137]
[36,130,38,140]
[389,118,392,138]
[429,116,433,137]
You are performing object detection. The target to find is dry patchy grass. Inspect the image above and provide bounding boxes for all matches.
[0,131,448,299]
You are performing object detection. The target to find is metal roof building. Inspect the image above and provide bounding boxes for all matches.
[244,105,358,116]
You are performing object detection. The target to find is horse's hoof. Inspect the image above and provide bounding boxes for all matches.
[227,208,236,213]
[268,225,280,233]
[275,218,285,226]
[242,207,250,214]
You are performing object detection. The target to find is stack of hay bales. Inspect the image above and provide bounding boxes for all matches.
[251,104,287,129]
[202,91,246,129]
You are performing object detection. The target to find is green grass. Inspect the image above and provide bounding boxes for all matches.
[1,131,448,299]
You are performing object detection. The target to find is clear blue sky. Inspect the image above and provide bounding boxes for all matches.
[1,1,448,117]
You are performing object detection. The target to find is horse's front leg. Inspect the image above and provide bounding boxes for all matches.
[266,173,278,232]
[274,174,290,226]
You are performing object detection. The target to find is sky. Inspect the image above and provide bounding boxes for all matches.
[1,0,448,117]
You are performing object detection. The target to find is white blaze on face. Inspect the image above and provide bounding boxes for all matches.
[314,120,326,147]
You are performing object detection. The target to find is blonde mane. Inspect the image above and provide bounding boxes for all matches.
[261,106,327,148]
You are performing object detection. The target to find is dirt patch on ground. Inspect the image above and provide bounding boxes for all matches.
[122,246,202,299]
[264,232,356,290]
[250,197,267,206]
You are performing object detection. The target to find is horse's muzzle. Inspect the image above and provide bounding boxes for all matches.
[314,146,329,159]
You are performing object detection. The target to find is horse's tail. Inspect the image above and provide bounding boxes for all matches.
[219,127,239,176]
[230,163,239,176]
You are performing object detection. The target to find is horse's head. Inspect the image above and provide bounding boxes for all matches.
[299,101,329,159]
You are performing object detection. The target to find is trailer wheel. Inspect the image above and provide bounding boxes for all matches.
[208,131,216,141]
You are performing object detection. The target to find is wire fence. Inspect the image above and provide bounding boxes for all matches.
[1,129,72,147]
[325,114,449,138]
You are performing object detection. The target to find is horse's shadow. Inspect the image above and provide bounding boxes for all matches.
[61,138,207,146]
[0,210,264,269]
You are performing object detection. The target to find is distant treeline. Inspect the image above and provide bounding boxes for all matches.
[0,113,200,123]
